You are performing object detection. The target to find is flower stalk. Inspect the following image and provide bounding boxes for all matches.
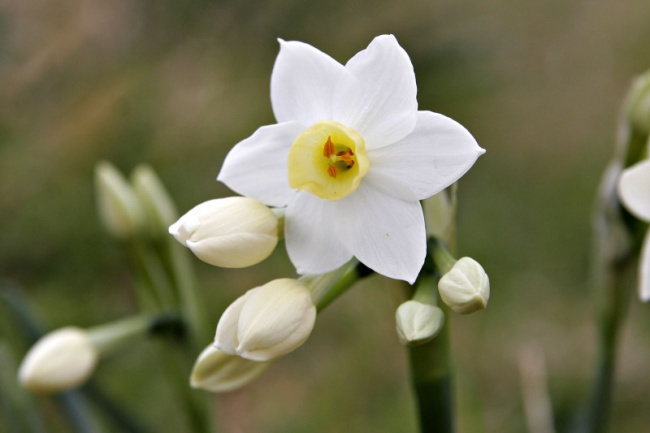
[573,78,646,433]
[406,273,453,433]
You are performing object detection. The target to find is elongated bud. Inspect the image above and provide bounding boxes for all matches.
[190,345,268,393]
[215,278,316,361]
[18,315,157,393]
[95,161,145,239]
[626,71,650,136]
[131,164,178,238]
[18,327,98,393]
[438,257,490,314]
[424,187,456,242]
[169,197,279,268]
[395,300,444,346]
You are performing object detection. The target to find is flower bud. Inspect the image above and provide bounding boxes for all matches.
[438,257,490,314]
[424,188,455,241]
[626,70,650,136]
[190,345,268,393]
[95,161,145,239]
[395,300,444,346]
[169,197,279,268]
[215,278,316,361]
[18,327,98,393]
[131,164,178,239]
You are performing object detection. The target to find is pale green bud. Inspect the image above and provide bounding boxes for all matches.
[424,188,455,241]
[395,300,444,346]
[131,165,178,238]
[626,71,650,136]
[18,327,98,393]
[438,257,490,314]
[169,197,279,268]
[215,279,316,362]
[95,161,145,239]
[190,345,268,393]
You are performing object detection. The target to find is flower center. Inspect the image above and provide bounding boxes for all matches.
[288,121,369,201]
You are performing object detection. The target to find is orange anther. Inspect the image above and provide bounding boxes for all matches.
[327,165,338,178]
[323,137,335,158]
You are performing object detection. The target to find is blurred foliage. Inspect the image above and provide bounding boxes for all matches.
[1,0,650,431]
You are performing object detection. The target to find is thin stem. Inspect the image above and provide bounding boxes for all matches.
[131,240,178,309]
[574,255,633,433]
[162,239,211,348]
[313,261,373,312]
[573,152,636,433]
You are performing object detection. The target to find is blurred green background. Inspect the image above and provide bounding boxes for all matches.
[2,0,650,431]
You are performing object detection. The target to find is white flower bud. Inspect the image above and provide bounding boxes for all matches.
[190,345,268,393]
[18,327,98,393]
[215,278,316,361]
[438,257,490,314]
[95,161,145,239]
[169,197,279,268]
[395,300,444,346]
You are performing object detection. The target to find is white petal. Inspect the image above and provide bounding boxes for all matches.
[332,35,418,149]
[271,39,345,125]
[217,122,303,207]
[285,192,353,275]
[618,159,650,221]
[366,111,485,200]
[640,230,650,302]
[337,183,426,283]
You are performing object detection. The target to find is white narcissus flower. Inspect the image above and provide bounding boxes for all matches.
[218,35,484,283]
[617,159,650,302]
[214,278,316,361]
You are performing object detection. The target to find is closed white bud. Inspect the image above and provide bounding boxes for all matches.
[95,161,145,239]
[395,300,444,346]
[190,345,268,393]
[18,327,98,393]
[215,279,316,361]
[169,197,279,268]
[438,257,490,314]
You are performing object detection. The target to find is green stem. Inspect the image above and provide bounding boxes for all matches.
[131,241,178,310]
[162,240,211,348]
[574,153,636,433]
[574,255,633,433]
[312,261,373,312]
[408,298,453,433]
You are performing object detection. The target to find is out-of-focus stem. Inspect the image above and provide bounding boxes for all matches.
[574,144,637,433]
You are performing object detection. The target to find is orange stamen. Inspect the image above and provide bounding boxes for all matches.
[323,136,335,158]
[327,165,338,178]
